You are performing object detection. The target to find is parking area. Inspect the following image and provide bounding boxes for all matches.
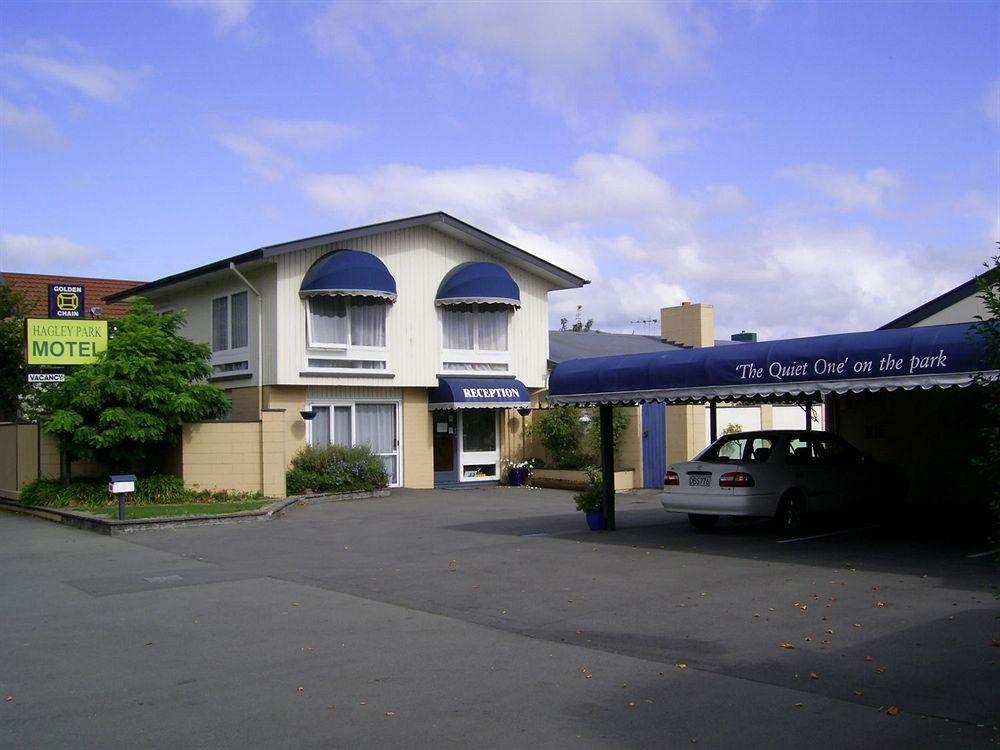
[2,487,997,749]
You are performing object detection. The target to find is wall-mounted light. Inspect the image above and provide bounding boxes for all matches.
[517,408,532,417]
[300,410,317,421]
[90,306,103,318]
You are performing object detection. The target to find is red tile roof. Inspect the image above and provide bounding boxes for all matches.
[0,272,145,319]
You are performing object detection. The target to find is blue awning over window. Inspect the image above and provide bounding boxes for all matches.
[300,250,397,300]
[549,322,993,405]
[436,262,520,307]
[429,377,531,409]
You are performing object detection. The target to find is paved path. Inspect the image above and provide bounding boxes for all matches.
[2,488,997,749]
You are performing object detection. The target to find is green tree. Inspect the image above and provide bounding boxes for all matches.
[33,298,230,471]
[0,282,31,420]
[971,254,1000,541]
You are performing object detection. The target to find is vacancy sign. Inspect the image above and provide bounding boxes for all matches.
[26,318,108,365]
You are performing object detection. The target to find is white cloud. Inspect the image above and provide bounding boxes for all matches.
[3,49,147,104]
[983,79,1000,126]
[779,164,902,213]
[218,133,298,181]
[247,117,357,150]
[617,110,724,160]
[309,1,714,121]
[0,96,65,148]
[0,233,102,270]
[169,0,255,35]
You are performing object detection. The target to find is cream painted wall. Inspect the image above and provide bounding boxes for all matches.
[142,263,276,387]
[274,225,553,389]
[910,294,989,327]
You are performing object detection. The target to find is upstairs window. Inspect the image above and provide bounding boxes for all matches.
[212,292,248,352]
[442,303,509,351]
[308,297,387,348]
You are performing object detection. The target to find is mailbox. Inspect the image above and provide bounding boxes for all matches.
[108,474,137,494]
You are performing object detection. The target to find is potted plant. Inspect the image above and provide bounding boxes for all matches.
[504,458,534,486]
[574,466,606,530]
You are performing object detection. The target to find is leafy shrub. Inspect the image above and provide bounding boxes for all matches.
[527,407,631,469]
[133,474,185,504]
[285,444,389,495]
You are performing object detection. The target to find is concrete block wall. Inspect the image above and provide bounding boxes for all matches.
[264,385,308,470]
[261,409,287,497]
[181,421,262,494]
[402,388,433,489]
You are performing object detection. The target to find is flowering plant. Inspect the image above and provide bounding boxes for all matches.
[502,458,536,472]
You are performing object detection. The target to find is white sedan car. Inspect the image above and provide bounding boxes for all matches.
[661,430,904,531]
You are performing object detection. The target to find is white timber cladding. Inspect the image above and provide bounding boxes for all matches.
[142,263,277,387]
[275,225,552,388]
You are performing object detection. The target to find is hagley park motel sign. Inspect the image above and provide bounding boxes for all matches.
[25,318,108,383]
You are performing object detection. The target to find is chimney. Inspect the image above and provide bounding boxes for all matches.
[731,331,757,343]
[660,301,715,348]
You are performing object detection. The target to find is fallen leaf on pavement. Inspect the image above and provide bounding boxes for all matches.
[887,706,900,716]
[865,656,875,661]
[853,690,863,696]
[825,629,834,635]
[804,636,813,642]
[854,623,862,628]
[875,602,885,608]
[876,667,886,674]
[780,643,796,649]
[675,663,687,670]
[327,704,336,709]
[794,702,803,708]
[297,687,304,692]
[627,701,636,708]
[4,697,12,702]
[810,672,819,680]
[385,711,397,717]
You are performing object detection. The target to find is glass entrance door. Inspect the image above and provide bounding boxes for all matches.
[459,409,499,482]
[433,410,458,484]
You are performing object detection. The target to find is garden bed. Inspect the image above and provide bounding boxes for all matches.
[530,468,636,491]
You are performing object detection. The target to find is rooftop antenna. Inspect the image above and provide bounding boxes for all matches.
[629,317,657,335]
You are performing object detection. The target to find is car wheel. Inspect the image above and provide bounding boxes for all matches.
[774,493,805,532]
[688,513,720,531]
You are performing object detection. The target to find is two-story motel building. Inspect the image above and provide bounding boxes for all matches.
[108,213,587,489]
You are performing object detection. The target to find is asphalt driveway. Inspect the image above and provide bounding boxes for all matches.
[2,487,997,749]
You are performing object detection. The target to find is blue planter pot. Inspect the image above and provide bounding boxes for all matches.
[508,467,529,486]
[585,509,607,531]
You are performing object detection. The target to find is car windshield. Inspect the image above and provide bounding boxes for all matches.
[698,435,775,463]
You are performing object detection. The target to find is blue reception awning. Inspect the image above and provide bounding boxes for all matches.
[549,322,994,405]
[300,250,397,300]
[436,262,520,307]
[429,377,531,409]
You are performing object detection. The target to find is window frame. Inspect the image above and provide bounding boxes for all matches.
[305,296,389,351]
[439,303,512,375]
[305,399,403,487]
[210,290,251,371]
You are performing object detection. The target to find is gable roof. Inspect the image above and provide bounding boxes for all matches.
[0,272,144,318]
[107,212,588,302]
[880,272,987,329]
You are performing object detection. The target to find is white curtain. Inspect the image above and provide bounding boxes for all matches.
[356,403,397,483]
[333,406,351,446]
[212,297,228,351]
[309,296,349,345]
[478,305,508,351]
[312,406,330,446]
[442,306,475,349]
[350,299,387,347]
[230,291,249,349]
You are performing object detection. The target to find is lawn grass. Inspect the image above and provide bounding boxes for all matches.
[85,501,269,520]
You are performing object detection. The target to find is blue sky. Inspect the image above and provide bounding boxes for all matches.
[1,0,997,339]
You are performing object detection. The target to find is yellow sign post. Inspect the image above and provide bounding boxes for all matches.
[25,318,108,365]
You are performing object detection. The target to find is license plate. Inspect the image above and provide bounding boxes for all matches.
[689,475,710,487]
